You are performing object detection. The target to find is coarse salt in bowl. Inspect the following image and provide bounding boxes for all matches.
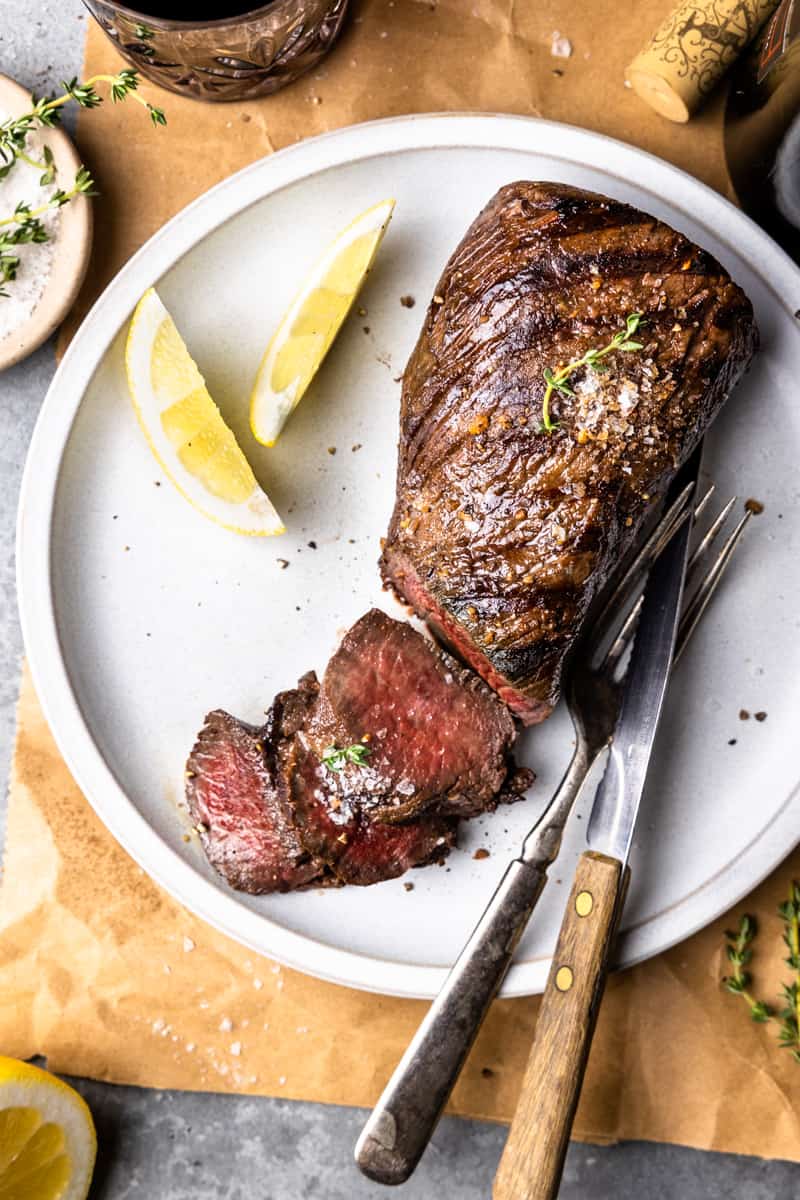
[0,73,92,371]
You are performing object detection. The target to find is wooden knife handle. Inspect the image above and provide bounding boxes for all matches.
[493,851,628,1200]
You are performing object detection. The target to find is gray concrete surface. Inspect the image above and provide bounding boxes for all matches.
[2,4,800,1197]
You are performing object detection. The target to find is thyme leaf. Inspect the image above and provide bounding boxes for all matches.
[321,742,372,772]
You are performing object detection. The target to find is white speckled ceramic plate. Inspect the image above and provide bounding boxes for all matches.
[17,115,800,998]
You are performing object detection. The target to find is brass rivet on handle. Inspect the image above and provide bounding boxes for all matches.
[575,891,593,917]
[555,965,574,992]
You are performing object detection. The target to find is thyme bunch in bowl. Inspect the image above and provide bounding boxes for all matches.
[0,70,166,298]
[722,882,800,1060]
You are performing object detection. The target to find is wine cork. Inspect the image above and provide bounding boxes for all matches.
[627,0,780,122]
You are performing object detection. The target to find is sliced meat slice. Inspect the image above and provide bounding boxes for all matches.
[285,734,457,886]
[186,709,325,894]
[185,612,531,894]
[293,608,531,823]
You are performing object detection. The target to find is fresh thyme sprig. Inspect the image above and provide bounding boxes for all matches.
[723,915,772,1022]
[722,885,800,1059]
[0,171,97,297]
[0,70,165,299]
[0,168,97,229]
[321,743,372,772]
[539,312,646,434]
[0,70,166,169]
[778,883,800,1061]
[0,217,49,295]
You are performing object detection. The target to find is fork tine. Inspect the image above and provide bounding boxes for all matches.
[693,483,716,524]
[600,494,741,674]
[590,480,710,669]
[687,495,736,571]
[674,509,752,664]
[591,481,696,646]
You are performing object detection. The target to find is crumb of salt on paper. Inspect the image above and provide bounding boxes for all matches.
[219,1016,233,1032]
[550,31,572,58]
[230,1042,242,1056]
[183,936,195,952]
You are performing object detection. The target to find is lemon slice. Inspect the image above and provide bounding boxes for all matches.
[250,198,395,447]
[0,1056,96,1200]
[126,288,285,536]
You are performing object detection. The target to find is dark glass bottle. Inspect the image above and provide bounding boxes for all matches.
[725,0,800,261]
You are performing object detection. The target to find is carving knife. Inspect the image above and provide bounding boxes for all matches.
[493,469,695,1200]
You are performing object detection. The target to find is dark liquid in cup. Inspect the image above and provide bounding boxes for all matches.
[128,2,264,19]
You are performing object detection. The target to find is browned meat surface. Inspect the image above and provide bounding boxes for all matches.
[381,181,758,724]
[186,610,529,894]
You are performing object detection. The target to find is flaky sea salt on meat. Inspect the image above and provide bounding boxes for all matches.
[575,369,640,439]
[618,380,640,415]
[576,371,601,397]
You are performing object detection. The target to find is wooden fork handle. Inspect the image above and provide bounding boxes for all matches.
[493,851,629,1200]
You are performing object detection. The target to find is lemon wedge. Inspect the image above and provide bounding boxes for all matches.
[0,1056,96,1200]
[250,198,395,447]
[126,288,284,536]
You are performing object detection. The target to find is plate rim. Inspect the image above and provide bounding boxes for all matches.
[16,111,800,999]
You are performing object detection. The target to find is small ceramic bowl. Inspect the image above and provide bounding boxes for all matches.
[0,73,93,371]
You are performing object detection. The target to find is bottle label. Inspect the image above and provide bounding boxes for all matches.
[758,0,799,79]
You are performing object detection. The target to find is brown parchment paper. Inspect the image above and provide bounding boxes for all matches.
[3,0,799,1162]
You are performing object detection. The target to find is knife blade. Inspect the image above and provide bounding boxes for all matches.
[585,475,695,865]
[493,461,697,1200]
